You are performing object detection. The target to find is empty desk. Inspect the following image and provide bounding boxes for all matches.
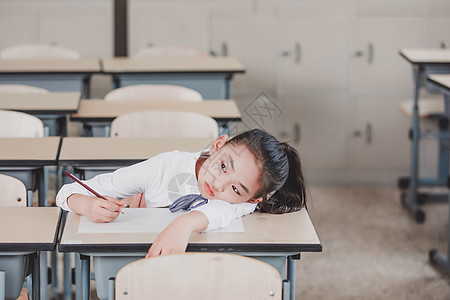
[0,92,81,136]
[102,56,245,99]
[58,137,211,178]
[0,207,62,300]
[0,58,101,97]
[0,137,61,206]
[70,99,241,136]
[59,208,321,300]
[398,49,450,222]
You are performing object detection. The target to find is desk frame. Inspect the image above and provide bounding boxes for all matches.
[426,75,450,275]
[399,50,450,222]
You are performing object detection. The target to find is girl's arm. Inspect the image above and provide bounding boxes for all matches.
[67,193,126,223]
[145,211,208,258]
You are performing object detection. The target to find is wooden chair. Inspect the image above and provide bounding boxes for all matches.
[0,43,81,60]
[0,84,48,94]
[112,253,282,300]
[0,174,27,207]
[110,110,219,138]
[132,45,211,58]
[104,84,202,102]
[0,110,44,137]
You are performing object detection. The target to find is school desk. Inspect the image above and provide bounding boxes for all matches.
[398,49,450,222]
[59,208,321,300]
[58,137,212,179]
[0,207,62,300]
[0,58,101,97]
[0,92,81,136]
[426,74,450,275]
[101,56,245,99]
[70,99,241,136]
[0,136,61,207]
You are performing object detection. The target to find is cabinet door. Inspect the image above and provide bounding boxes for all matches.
[129,2,207,56]
[352,97,410,170]
[354,17,423,93]
[278,16,350,92]
[427,3,450,49]
[210,15,275,92]
[281,96,347,171]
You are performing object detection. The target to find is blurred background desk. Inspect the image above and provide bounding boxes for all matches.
[70,99,241,136]
[0,92,81,136]
[102,56,245,99]
[0,58,101,97]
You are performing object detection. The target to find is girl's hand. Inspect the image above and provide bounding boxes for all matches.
[85,196,126,223]
[146,218,191,257]
[145,211,209,258]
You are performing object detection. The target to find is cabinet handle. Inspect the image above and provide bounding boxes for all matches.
[367,42,374,64]
[295,43,301,64]
[365,123,372,144]
[440,41,446,49]
[294,122,301,144]
[221,42,228,56]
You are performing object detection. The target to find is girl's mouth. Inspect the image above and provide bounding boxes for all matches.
[205,182,215,197]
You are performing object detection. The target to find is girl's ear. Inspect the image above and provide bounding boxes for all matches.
[210,134,229,154]
[247,197,263,204]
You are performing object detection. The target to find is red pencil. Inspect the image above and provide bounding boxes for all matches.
[64,171,124,214]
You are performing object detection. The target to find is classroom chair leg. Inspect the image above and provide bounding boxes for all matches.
[282,280,290,300]
[107,277,115,300]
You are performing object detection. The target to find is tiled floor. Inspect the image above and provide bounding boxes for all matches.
[48,185,449,299]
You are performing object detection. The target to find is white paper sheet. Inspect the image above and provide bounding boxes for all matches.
[78,208,244,233]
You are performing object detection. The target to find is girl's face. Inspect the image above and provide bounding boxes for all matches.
[197,135,263,205]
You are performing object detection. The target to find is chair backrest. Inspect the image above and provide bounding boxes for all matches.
[104,84,202,102]
[114,253,282,300]
[0,174,27,207]
[0,43,81,60]
[0,84,49,94]
[0,110,44,137]
[110,110,219,138]
[132,45,211,58]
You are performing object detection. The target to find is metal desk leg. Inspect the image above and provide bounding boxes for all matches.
[0,270,5,300]
[287,255,298,300]
[63,253,72,300]
[39,253,48,300]
[429,191,450,275]
[32,252,40,300]
[80,254,90,300]
[402,65,425,222]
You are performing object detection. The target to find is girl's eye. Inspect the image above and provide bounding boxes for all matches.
[221,162,227,172]
[232,185,240,195]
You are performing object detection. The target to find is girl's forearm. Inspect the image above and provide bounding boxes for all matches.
[176,210,209,232]
[67,193,95,215]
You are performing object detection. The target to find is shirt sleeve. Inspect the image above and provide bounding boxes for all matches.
[191,200,257,231]
[55,152,170,211]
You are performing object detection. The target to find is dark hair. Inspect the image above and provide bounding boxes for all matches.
[228,129,307,214]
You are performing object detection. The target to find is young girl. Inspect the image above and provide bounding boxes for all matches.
[56,129,307,257]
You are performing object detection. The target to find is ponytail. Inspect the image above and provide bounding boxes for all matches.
[259,143,307,214]
[228,129,307,214]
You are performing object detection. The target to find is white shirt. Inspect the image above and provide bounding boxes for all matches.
[56,150,257,231]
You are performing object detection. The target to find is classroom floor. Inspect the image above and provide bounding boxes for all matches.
[48,183,450,299]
